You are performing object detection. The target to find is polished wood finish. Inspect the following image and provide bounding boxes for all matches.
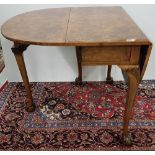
[106,65,113,84]
[11,43,35,112]
[130,46,141,64]
[1,7,151,46]
[75,46,82,85]
[1,6,152,145]
[118,65,140,145]
[2,8,71,45]
[81,46,140,65]
[67,7,150,46]
[139,45,152,81]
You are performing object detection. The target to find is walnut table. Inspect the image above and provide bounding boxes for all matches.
[1,6,152,145]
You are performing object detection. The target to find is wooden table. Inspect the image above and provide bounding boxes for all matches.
[1,6,152,145]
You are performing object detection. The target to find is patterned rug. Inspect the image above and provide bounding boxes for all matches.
[0,81,155,150]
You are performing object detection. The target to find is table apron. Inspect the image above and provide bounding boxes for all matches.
[81,46,141,65]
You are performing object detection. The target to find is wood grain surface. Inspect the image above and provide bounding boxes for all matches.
[66,7,150,45]
[2,7,153,144]
[1,8,71,45]
[1,6,151,46]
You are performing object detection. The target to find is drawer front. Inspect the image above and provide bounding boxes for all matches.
[81,46,140,65]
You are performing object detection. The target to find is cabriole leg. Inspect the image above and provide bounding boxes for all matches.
[11,43,35,112]
[118,65,140,145]
[75,46,83,85]
[106,65,113,84]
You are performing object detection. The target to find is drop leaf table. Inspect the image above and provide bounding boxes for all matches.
[1,6,152,145]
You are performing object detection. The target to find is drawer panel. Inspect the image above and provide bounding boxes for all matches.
[81,46,140,65]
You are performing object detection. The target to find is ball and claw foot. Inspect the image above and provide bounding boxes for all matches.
[122,134,132,146]
[106,77,114,84]
[26,103,36,112]
[75,77,87,86]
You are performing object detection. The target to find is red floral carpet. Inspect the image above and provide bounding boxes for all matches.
[0,81,155,150]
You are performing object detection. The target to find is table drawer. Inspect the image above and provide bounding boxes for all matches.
[81,46,140,65]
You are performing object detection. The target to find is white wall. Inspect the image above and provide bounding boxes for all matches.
[0,4,155,82]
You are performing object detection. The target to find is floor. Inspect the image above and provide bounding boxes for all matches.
[0,81,155,150]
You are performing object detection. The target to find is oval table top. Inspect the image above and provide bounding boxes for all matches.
[1,6,151,46]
